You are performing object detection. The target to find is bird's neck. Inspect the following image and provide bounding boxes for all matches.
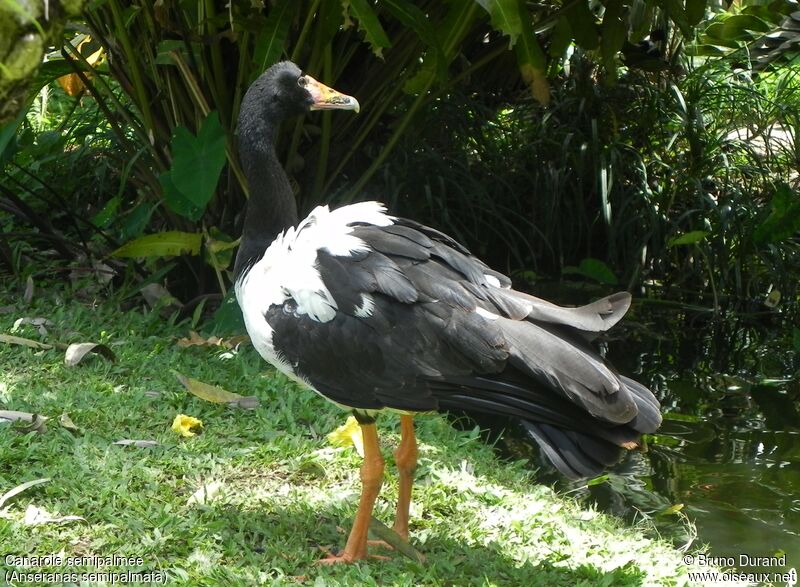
[234,114,299,280]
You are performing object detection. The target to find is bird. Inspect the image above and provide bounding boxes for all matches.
[233,61,662,564]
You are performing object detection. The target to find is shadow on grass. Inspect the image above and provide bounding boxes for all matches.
[196,500,648,587]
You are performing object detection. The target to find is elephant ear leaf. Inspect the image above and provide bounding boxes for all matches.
[159,111,227,222]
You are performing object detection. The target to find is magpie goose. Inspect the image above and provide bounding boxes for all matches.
[233,61,662,563]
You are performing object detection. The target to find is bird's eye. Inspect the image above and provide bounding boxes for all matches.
[298,76,308,88]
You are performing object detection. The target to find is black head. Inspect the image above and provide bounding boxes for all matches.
[241,61,359,125]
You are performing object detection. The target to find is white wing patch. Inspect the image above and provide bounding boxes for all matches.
[354,293,375,318]
[475,306,500,320]
[484,274,502,288]
[236,200,394,330]
[302,201,394,257]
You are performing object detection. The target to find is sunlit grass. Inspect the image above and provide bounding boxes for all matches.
[1,284,710,585]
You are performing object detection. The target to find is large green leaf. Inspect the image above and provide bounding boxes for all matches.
[565,2,599,50]
[754,184,800,244]
[30,60,76,94]
[668,230,708,246]
[562,258,618,285]
[685,0,707,27]
[513,0,548,105]
[663,0,691,37]
[404,0,479,94]
[705,14,772,42]
[0,105,28,164]
[478,0,522,45]
[342,0,392,58]
[252,0,300,75]
[381,0,440,50]
[600,0,626,79]
[381,0,446,82]
[208,289,245,336]
[121,201,156,240]
[478,0,548,104]
[111,231,202,258]
[549,16,572,59]
[159,111,227,222]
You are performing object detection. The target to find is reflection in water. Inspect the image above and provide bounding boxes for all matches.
[461,300,800,574]
[608,307,800,571]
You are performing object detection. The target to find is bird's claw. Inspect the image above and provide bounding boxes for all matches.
[316,545,391,564]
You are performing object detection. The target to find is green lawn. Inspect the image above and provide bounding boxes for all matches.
[0,283,710,586]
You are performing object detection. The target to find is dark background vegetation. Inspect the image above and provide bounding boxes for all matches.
[1,0,798,324]
[2,0,800,573]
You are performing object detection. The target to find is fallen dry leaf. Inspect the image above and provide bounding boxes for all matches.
[233,396,260,410]
[368,517,426,563]
[177,330,223,348]
[0,334,53,350]
[23,504,85,526]
[12,317,55,336]
[226,335,251,348]
[173,370,259,409]
[59,413,80,434]
[64,342,115,367]
[114,439,160,448]
[141,283,183,309]
[187,480,224,506]
[171,414,203,437]
[177,331,250,350]
[0,410,48,434]
[93,260,115,285]
[0,478,51,511]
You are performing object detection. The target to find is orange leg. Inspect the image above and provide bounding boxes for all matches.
[319,422,385,564]
[392,415,418,540]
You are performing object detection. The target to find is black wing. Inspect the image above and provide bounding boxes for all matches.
[265,218,661,478]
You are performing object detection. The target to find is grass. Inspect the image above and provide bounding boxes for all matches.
[0,281,712,586]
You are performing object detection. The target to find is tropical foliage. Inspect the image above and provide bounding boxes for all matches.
[1,0,798,317]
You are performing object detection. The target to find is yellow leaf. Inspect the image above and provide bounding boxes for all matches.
[173,370,260,409]
[327,416,364,457]
[171,414,203,437]
[658,503,685,516]
[57,37,105,97]
[519,63,550,106]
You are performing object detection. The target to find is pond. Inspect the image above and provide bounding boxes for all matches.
[461,289,800,577]
[599,304,799,575]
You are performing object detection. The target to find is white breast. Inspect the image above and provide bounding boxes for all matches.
[234,201,395,382]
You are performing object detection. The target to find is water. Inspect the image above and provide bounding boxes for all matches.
[600,306,800,574]
[465,292,800,575]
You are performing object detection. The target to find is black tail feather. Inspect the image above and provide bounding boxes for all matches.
[433,369,661,479]
[521,422,623,480]
[622,375,662,433]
